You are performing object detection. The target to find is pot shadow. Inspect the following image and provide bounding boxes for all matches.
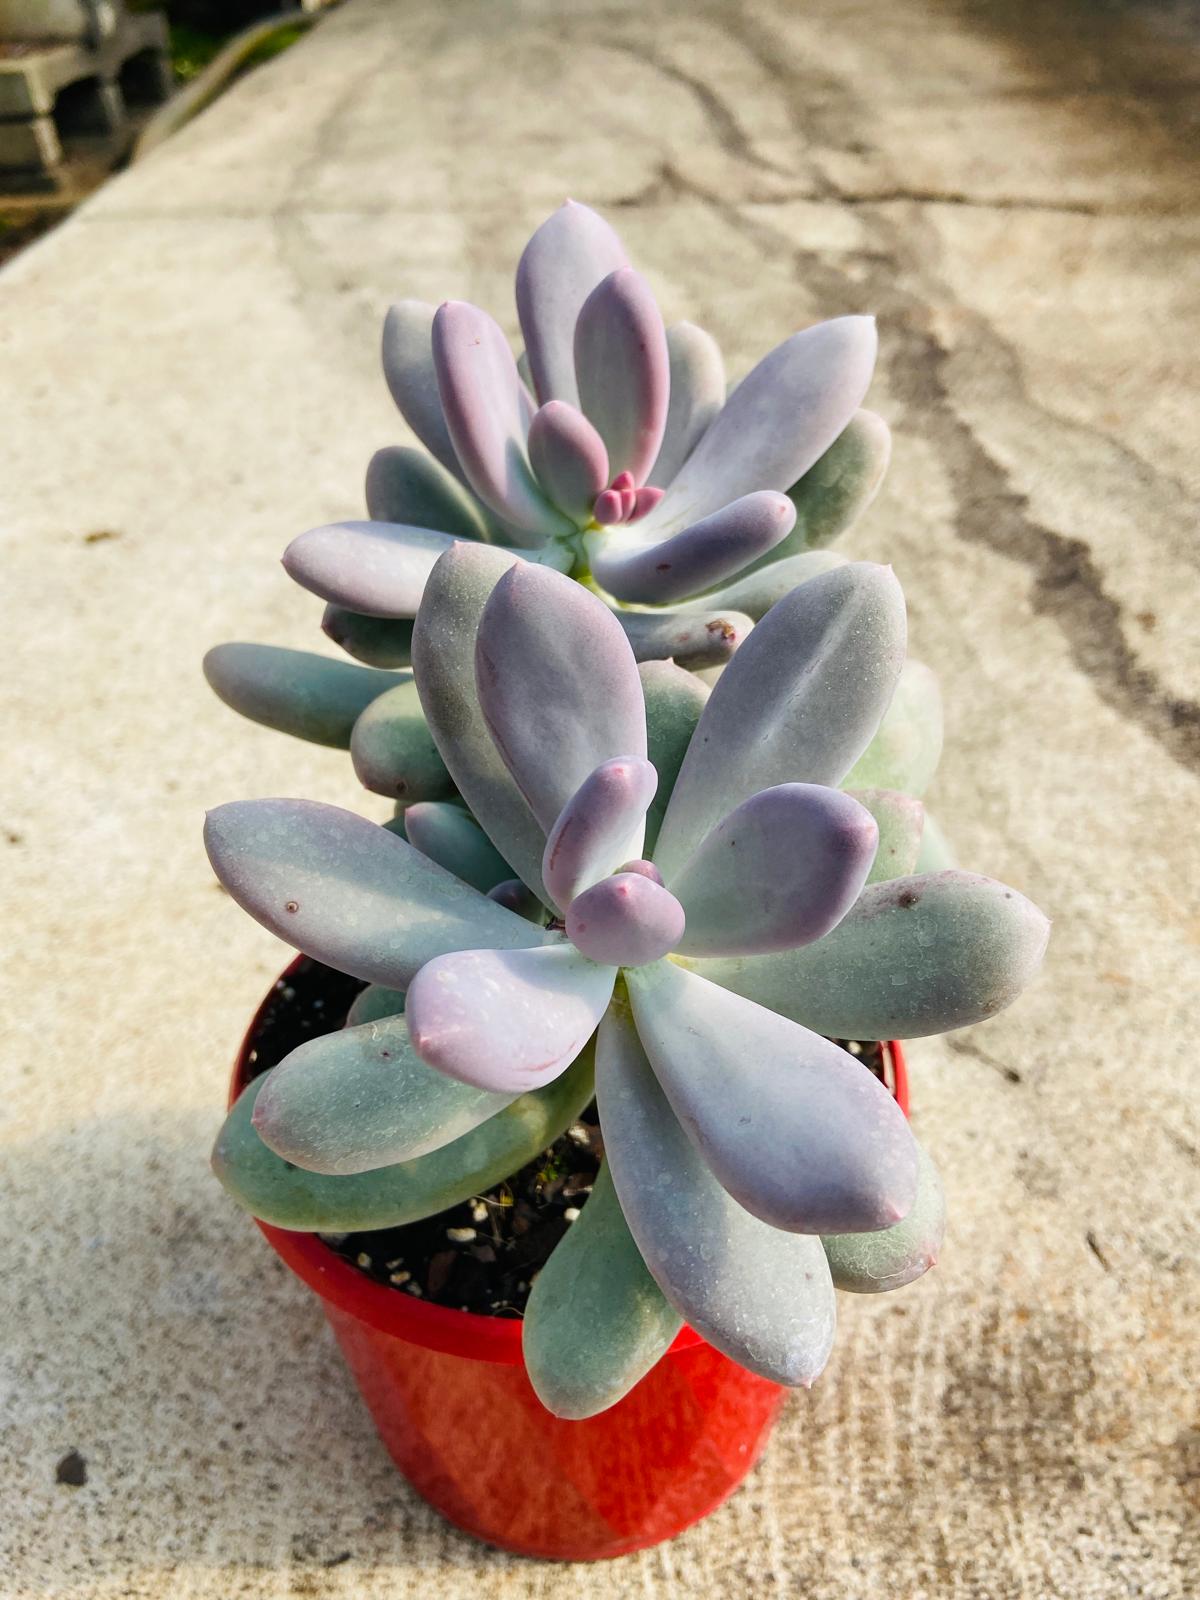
[2,1109,546,1589]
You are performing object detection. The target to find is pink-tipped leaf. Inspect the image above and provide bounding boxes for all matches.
[595,1004,836,1387]
[593,487,624,525]
[823,1142,945,1294]
[432,300,574,543]
[406,943,616,1092]
[475,563,647,831]
[411,544,550,901]
[565,874,685,967]
[542,756,657,909]
[652,563,906,880]
[574,267,669,486]
[526,400,609,522]
[668,784,879,956]
[589,490,796,605]
[636,316,878,537]
[625,960,919,1234]
[516,200,629,407]
[629,485,664,521]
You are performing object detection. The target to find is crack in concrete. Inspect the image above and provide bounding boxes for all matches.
[602,36,794,179]
[688,4,1200,778]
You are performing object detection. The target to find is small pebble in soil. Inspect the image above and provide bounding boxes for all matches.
[563,1207,581,1223]
[55,1450,87,1487]
[445,1227,476,1243]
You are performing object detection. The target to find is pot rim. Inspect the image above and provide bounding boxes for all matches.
[230,954,909,1364]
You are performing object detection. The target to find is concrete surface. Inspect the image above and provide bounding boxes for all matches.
[2,0,1197,1594]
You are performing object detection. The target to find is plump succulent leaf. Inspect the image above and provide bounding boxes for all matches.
[915,810,956,871]
[633,317,878,538]
[589,491,795,605]
[515,199,629,408]
[650,321,725,487]
[566,874,686,968]
[322,606,415,668]
[251,1012,514,1175]
[213,1045,595,1231]
[844,659,944,798]
[542,756,656,908]
[638,661,709,855]
[526,400,609,521]
[625,961,918,1233]
[349,676,454,802]
[669,784,879,957]
[574,267,669,485]
[596,1002,836,1386]
[381,300,463,477]
[684,549,848,622]
[364,445,489,538]
[823,1142,945,1293]
[402,800,511,892]
[689,870,1050,1039]
[852,789,926,884]
[523,1160,681,1419]
[475,562,646,831]
[411,543,550,900]
[614,607,752,670]
[776,409,891,557]
[203,643,400,749]
[432,300,572,542]
[283,521,460,619]
[406,942,616,1092]
[204,799,550,989]
[345,984,405,1026]
[652,563,906,880]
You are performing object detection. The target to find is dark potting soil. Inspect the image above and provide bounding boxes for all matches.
[243,955,890,1320]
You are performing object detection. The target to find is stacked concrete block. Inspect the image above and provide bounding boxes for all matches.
[0,1,171,186]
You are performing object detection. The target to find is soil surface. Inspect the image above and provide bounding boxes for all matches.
[244,955,890,1318]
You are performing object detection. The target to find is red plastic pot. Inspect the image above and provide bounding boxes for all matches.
[230,958,909,1561]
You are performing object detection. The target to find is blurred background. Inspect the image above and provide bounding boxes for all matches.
[0,0,333,263]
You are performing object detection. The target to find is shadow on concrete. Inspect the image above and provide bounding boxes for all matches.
[6,1111,518,1586]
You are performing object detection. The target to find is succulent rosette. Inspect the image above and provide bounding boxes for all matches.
[203,200,904,812]
[281,199,889,646]
[208,554,1047,1419]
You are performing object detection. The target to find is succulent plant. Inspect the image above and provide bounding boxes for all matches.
[286,199,886,618]
[208,555,1047,1420]
[203,201,901,804]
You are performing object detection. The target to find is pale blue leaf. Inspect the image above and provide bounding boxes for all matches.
[625,961,918,1233]
[523,1160,681,1418]
[406,942,616,1091]
[652,563,906,880]
[595,1003,836,1387]
[204,799,549,988]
